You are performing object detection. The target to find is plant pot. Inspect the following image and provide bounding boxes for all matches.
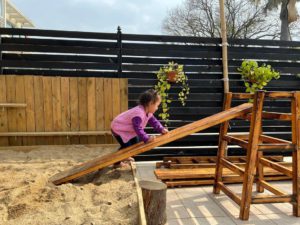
[167,71,177,83]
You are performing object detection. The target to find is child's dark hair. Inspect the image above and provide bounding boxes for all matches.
[138,89,160,107]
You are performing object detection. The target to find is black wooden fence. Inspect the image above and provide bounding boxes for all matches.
[1,27,300,160]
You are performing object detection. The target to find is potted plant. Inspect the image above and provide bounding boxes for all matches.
[238,60,280,94]
[154,62,190,124]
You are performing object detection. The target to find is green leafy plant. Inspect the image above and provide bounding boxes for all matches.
[238,60,280,94]
[154,62,190,124]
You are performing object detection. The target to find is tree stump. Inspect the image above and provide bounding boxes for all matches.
[139,180,167,225]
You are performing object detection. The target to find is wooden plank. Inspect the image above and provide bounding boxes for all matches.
[6,75,18,145]
[240,91,265,220]
[61,77,71,145]
[95,78,105,144]
[260,157,293,178]
[104,78,113,143]
[265,92,293,99]
[155,164,291,180]
[261,112,291,121]
[0,103,26,107]
[258,143,295,151]
[258,180,286,196]
[33,76,45,144]
[69,77,79,144]
[0,131,111,136]
[23,76,36,145]
[251,195,293,204]
[42,76,54,145]
[291,91,300,216]
[78,78,88,144]
[0,75,9,146]
[164,176,290,187]
[260,134,292,144]
[231,93,253,99]
[213,92,232,194]
[223,135,248,149]
[221,158,244,176]
[52,77,63,144]
[49,102,253,185]
[218,182,241,206]
[87,77,97,144]
[131,162,147,225]
[15,76,26,145]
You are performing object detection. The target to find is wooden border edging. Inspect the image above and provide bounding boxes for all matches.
[131,162,147,225]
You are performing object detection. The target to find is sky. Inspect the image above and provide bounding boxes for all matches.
[10,0,184,34]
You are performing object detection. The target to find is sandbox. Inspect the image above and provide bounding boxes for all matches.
[0,145,138,225]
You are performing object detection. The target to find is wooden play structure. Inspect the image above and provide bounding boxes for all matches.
[154,156,291,187]
[50,90,300,221]
[213,91,300,220]
[49,102,252,184]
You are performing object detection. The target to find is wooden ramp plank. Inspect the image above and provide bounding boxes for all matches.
[49,103,252,185]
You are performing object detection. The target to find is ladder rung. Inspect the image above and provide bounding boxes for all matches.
[251,194,293,204]
[223,135,248,149]
[221,158,244,176]
[260,158,293,178]
[218,182,241,206]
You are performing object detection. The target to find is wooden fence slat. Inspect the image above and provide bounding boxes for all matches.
[15,76,26,145]
[61,77,71,144]
[6,75,18,145]
[23,75,36,145]
[52,77,63,144]
[70,77,79,144]
[43,76,54,145]
[87,77,97,144]
[78,77,88,144]
[96,78,105,144]
[0,75,8,145]
[104,78,113,143]
[34,76,45,145]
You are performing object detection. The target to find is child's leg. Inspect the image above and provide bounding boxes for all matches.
[112,135,139,167]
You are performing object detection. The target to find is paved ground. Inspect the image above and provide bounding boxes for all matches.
[135,161,300,225]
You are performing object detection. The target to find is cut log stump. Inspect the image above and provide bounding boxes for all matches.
[139,180,167,225]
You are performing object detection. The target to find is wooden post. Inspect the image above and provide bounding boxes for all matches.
[214,92,232,194]
[239,91,265,220]
[219,0,229,93]
[291,91,300,216]
[256,127,264,193]
[139,180,167,225]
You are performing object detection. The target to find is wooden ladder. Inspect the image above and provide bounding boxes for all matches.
[213,91,300,220]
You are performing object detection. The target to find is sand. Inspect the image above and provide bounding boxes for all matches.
[0,145,138,225]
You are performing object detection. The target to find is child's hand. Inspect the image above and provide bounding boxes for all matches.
[147,135,156,143]
[162,128,169,134]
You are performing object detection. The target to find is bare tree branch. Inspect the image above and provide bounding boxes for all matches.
[162,0,283,39]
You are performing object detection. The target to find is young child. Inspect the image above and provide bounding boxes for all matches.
[111,89,168,167]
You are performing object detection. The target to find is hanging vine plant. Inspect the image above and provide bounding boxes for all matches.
[238,60,280,94]
[154,62,190,125]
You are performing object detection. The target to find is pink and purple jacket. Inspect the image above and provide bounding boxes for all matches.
[111,105,164,143]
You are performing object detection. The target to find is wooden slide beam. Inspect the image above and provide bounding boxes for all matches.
[49,103,253,185]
